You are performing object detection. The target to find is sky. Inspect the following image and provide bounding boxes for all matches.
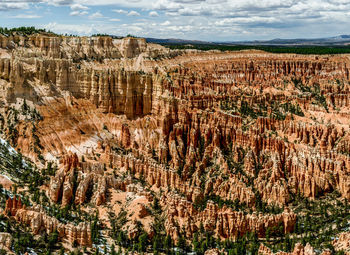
[1,0,350,41]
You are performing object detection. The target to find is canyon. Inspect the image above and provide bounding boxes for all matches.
[0,32,348,254]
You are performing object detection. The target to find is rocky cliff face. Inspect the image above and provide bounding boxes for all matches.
[0,34,349,253]
[0,54,154,118]
[5,196,23,216]
[5,197,92,246]
[258,243,332,255]
[161,193,296,241]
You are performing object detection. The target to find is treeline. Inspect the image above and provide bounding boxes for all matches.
[91,33,138,39]
[0,26,55,36]
[162,43,350,55]
[91,33,124,39]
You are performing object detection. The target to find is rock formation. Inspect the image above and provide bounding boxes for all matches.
[5,196,23,216]
[333,232,350,254]
[0,33,349,253]
[161,193,296,241]
[258,243,332,255]
[5,197,92,247]
[0,232,12,251]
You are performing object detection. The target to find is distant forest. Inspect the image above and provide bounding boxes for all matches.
[161,43,350,55]
[0,26,56,36]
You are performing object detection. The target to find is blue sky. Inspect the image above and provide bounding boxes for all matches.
[1,0,350,41]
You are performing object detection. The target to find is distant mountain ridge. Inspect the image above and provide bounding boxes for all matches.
[146,35,350,46]
[145,37,214,45]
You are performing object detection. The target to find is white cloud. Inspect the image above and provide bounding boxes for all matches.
[73,0,154,8]
[0,2,29,11]
[70,3,88,11]
[0,0,40,2]
[46,0,73,6]
[42,22,95,35]
[13,14,41,18]
[113,9,140,16]
[70,10,88,16]
[89,11,104,19]
[215,16,278,26]
[127,10,140,16]
[41,22,145,36]
[149,11,159,17]
[4,0,350,41]
[161,20,170,26]
[113,9,128,14]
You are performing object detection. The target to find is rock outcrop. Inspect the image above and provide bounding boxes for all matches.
[0,232,12,251]
[119,37,147,58]
[5,196,23,216]
[161,193,296,241]
[258,243,332,255]
[333,232,350,254]
[5,197,92,247]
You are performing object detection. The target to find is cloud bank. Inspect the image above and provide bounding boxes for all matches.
[2,0,350,41]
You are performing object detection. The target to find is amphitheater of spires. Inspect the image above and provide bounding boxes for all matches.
[0,32,348,254]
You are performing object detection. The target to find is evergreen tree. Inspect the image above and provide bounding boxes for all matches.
[177,234,186,253]
[138,232,148,252]
[164,234,172,254]
[153,235,161,254]
[192,232,200,253]
[111,244,116,255]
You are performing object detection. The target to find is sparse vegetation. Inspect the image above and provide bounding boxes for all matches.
[221,97,304,121]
